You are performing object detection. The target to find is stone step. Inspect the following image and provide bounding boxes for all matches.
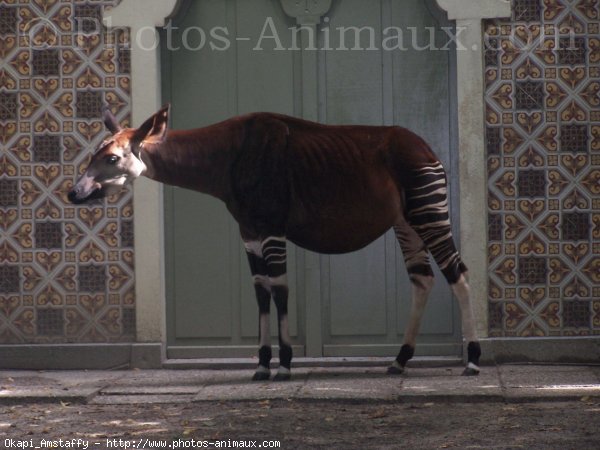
[162,356,463,370]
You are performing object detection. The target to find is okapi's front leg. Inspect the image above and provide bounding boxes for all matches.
[244,240,273,381]
[261,237,293,381]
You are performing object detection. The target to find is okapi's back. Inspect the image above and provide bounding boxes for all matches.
[276,116,436,253]
[228,113,443,253]
[279,114,440,185]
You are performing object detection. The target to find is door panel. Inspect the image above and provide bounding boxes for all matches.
[318,0,460,353]
[321,0,390,341]
[164,0,302,352]
[324,1,384,125]
[171,189,233,339]
[328,237,388,337]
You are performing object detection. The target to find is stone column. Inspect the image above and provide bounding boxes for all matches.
[436,0,511,338]
[103,0,181,365]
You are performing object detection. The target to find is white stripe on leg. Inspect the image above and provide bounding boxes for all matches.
[259,313,271,348]
[402,274,434,348]
[278,314,291,347]
[451,274,477,343]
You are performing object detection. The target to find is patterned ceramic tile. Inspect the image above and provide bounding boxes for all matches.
[0,0,134,343]
[485,0,600,337]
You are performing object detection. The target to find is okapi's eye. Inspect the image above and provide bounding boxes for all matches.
[105,155,120,165]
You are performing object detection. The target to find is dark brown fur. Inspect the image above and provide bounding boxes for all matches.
[142,112,439,254]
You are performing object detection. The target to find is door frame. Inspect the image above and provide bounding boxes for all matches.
[103,0,511,364]
[161,0,462,357]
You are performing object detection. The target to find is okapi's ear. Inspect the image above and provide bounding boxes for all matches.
[133,104,170,146]
[103,106,122,134]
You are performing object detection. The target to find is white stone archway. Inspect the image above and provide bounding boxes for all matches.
[103,0,181,365]
[105,0,511,365]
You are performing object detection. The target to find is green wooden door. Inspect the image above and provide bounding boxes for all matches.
[162,0,461,359]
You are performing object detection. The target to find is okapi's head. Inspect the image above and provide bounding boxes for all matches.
[68,105,170,204]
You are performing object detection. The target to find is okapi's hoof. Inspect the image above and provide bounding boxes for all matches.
[273,372,291,382]
[273,367,291,381]
[461,363,481,376]
[252,369,271,381]
[386,361,404,375]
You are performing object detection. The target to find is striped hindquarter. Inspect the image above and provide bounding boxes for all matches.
[403,163,466,284]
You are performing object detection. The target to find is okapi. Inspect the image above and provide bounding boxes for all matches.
[68,105,481,380]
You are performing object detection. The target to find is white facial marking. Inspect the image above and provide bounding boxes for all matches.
[100,138,115,148]
[93,141,147,190]
[127,152,147,178]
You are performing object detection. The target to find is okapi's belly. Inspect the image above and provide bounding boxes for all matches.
[286,181,402,254]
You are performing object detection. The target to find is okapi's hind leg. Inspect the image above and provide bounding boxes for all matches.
[388,221,435,375]
[402,163,481,376]
[451,274,481,376]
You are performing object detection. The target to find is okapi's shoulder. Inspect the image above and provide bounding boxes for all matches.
[227,112,293,236]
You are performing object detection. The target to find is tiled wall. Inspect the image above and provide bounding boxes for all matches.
[485,0,600,336]
[0,0,134,343]
[2,0,598,346]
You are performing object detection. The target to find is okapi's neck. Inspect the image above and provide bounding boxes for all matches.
[140,121,244,202]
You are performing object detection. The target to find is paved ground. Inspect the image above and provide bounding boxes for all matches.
[0,363,599,448]
[1,363,600,405]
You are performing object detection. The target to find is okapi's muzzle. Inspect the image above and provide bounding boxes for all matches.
[67,174,106,204]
